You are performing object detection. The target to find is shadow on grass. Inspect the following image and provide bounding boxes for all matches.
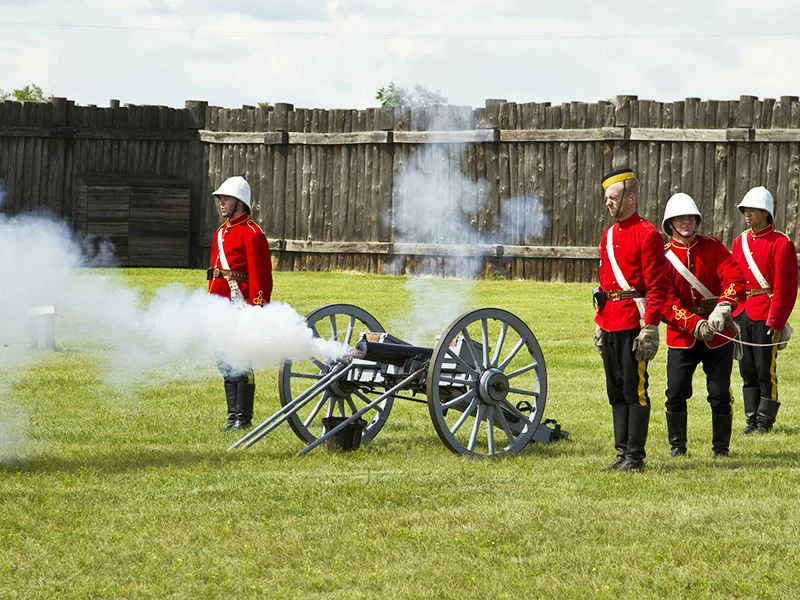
[650,449,800,472]
[0,445,246,475]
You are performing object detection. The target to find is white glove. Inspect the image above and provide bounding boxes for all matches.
[694,320,716,342]
[707,302,732,333]
[593,325,603,354]
[632,323,659,362]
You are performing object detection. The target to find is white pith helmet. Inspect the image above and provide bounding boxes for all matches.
[662,192,702,235]
[213,176,251,210]
[737,186,774,222]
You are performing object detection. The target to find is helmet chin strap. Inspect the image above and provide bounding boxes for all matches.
[611,180,627,220]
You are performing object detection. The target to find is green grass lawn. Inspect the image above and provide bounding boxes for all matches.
[2,269,800,599]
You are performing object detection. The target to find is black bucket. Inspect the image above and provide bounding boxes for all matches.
[322,416,367,452]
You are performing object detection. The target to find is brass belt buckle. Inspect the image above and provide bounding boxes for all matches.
[608,289,621,300]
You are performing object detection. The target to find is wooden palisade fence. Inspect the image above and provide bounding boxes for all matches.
[1,95,799,282]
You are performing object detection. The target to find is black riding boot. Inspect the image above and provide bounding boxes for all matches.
[601,403,629,471]
[620,404,650,472]
[712,412,732,458]
[742,389,759,434]
[234,382,255,430]
[223,381,238,431]
[756,399,780,434]
[666,412,688,457]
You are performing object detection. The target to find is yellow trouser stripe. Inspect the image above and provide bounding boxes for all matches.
[637,360,648,406]
[769,343,779,401]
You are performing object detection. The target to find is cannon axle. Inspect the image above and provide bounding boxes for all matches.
[478,369,510,405]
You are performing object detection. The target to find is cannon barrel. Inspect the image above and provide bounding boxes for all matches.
[354,340,433,366]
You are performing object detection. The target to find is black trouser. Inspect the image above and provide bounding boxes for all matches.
[665,343,734,415]
[215,351,255,386]
[736,313,779,403]
[600,328,650,408]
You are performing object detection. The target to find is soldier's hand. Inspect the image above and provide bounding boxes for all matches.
[768,324,791,351]
[779,322,792,351]
[694,320,716,342]
[707,301,732,333]
[593,325,603,354]
[632,323,659,362]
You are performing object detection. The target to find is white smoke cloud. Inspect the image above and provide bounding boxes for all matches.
[0,212,348,458]
[0,214,348,375]
[388,112,550,344]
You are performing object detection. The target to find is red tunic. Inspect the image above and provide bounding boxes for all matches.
[595,212,670,331]
[731,225,797,330]
[208,213,273,306]
[661,235,745,349]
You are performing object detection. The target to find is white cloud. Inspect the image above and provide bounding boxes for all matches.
[1,1,799,109]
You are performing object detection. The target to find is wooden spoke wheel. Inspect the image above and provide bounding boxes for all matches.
[278,304,393,444]
[426,308,547,456]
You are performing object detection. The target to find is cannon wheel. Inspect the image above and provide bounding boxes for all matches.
[278,304,393,444]
[426,308,547,456]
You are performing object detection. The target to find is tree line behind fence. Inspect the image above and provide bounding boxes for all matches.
[1,95,799,282]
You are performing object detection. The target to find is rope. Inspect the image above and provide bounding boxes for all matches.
[711,330,788,348]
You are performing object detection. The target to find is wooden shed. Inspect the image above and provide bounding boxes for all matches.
[76,174,191,267]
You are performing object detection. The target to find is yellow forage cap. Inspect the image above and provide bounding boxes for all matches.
[602,168,636,190]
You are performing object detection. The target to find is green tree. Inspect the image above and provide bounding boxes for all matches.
[376,82,448,107]
[0,83,48,102]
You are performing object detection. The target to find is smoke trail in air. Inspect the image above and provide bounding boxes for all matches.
[388,109,550,345]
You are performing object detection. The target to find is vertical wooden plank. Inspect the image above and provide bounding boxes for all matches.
[769,97,791,233]
[786,141,800,242]
[61,100,77,225]
[353,110,367,242]
[345,109,358,250]
[271,103,290,242]
[520,103,535,247]
[320,109,335,244]
[377,106,394,244]
[330,109,345,241]
[20,105,35,214]
[6,105,22,214]
[498,103,512,243]
[309,108,325,241]
[284,108,298,241]
[294,108,309,241]
[30,103,45,213]
[366,108,380,243]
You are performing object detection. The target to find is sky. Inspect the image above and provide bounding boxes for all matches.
[1,0,799,110]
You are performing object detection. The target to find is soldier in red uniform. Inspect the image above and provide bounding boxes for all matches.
[660,193,745,458]
[594,168,669,472]
[731,186,797,434]
[208,175,273,431]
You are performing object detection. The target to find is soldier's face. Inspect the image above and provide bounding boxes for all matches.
[604,182,635,220]
[670,215,697,240]
[218,195,240,219]
[743,208,769,231]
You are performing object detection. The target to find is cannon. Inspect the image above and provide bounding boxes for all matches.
[230,304,567,457]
